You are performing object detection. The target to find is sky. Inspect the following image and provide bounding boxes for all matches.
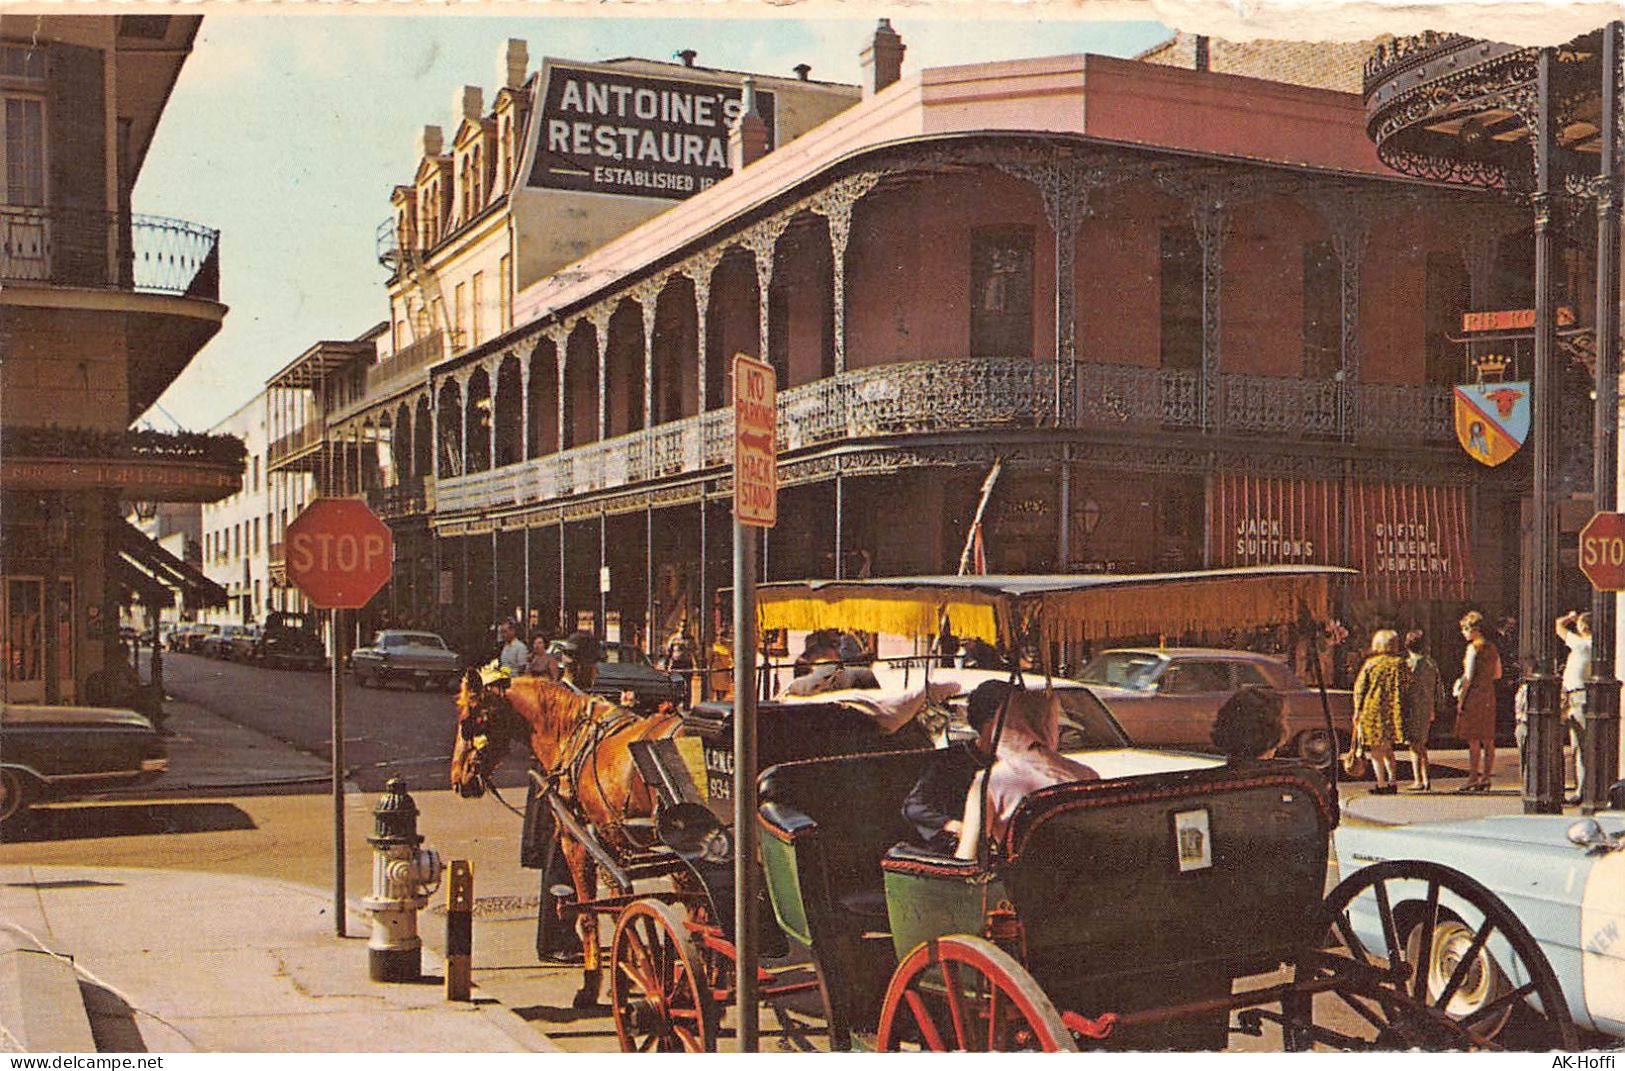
[133,13,1172,431]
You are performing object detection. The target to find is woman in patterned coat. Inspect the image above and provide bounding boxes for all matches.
[1455,610,1503,792]
[1352,629,1413,795]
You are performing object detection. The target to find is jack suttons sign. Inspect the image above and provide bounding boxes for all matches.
[528,65,776,199]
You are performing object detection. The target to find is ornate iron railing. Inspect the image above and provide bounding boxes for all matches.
[366,331,444,398]
[430,357,1456,514]
[1220,373,1342,437]
[1075,362,1200,428]
[1362,32,1473,96]
[268,419,325,465]
[0,206,220,298]
[368,476,428,519]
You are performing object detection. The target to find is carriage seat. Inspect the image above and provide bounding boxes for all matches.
[759,748,935,1046]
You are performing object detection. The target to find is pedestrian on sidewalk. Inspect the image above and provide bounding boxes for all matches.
[496,620,528,674]
[1403,629,1447,792]
[1455,611,1503,792]
[1557,610,1592,805]
[1352,630,1413,795]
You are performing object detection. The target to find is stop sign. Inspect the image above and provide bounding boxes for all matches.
[284,499,394,609]
[1579,512,1625,591]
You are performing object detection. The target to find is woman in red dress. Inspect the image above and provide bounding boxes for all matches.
[1455,611,1503,792]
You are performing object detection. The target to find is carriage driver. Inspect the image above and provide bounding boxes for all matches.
[902,680,1007,855]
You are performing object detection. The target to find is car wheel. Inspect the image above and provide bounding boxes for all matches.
[0,768,31,823]
[1405,915,1514,1041]
[1293,728,1336,766]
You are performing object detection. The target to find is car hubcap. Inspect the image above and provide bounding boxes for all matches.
[1411,918,1511,1032]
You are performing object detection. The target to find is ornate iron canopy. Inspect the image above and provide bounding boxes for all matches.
[1364,29,1608,188]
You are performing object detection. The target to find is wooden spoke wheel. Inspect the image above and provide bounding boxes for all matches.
[1290,860,1577,1052]
[610,898,718,1053]
[876,935,1076,1052]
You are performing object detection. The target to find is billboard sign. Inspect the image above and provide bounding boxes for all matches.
[527,63,776,200]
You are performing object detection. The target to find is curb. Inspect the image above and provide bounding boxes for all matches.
[0,932,95,1052]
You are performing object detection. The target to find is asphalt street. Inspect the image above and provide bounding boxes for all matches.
[156,649,527,794]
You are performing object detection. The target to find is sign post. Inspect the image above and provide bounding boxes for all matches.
[285,498,395,937]
[731,353,776,1053]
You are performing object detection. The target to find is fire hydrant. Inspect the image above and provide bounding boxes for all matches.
[363,778,443,982]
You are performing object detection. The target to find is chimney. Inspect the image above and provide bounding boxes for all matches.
[728,77,771,171]
[418,124,444,158]
[793,62,811,81]
[1193,35,1211,72]
[859,18,905,97]
[456,85,484,123]
[678,49,697,67]
[503,39,529,89]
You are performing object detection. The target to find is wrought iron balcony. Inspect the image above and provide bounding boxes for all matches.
[0,206,220,298]
[431,358,1457,515]
[367,477,429,520]
[268,418,326,467]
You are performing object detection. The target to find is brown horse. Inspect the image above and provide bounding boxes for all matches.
[450,669,683,1005]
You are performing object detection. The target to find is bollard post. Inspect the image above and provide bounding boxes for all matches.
[446,860,473,1002]
[1584,678,1620,815]
[1524,672,1564,814]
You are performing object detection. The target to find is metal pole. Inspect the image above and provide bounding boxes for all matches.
[834,473,843,579]
[732,519,759,1053]
[331,606,347,936]
[1589,22,1624,814]
[599,512,608,639]
[1525,46,1564,815]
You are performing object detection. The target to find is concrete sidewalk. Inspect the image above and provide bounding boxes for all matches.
[0,864,557,1053]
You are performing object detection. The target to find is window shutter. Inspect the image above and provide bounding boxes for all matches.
[47,41,109,285]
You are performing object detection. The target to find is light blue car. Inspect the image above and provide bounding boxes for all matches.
[1330,811,1625,1047]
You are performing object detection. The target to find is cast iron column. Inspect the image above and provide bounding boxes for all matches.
[1525,46,1565,815]
[1589,22,1624,814]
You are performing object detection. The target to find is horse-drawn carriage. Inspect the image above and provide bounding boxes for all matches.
[453,567,1578,1051]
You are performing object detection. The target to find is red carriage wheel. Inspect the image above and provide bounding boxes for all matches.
[876,935,1076,1052]
[610,898,719,1053]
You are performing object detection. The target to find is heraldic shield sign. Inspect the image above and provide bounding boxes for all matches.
[1454,381,1530,467]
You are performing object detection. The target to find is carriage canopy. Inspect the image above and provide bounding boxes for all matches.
[753,566,1351,649]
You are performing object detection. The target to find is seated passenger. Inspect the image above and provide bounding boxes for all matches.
[901,680,1006,854]
[955,683,1100,860]
[1210,685,1286,763]
[779,633,880,697]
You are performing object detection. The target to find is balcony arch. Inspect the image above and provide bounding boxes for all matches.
[606,300,646,438]
[494,354,523,467]
[652,276,698,424]
[394,401,413,481]
[437,378,464,477]
[528,337,560,456]
[465,367,493,473]
[564,320,600,448]
[414,394,433,479]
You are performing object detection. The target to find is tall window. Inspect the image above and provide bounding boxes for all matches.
[3,96,44,206]
[1425,252,1470,387]
[1159,227,1202,370]
[454,282,468,349]
[499,255,513,331]
[471,271,484,346]
[1302,241,1341,380]
[969,226,1035,359]
[2,45,46,208]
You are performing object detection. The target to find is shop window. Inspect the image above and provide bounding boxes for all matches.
[2,94,45,207]
[969,226,1035,359]
[3,576,73,697]
[1159,227,1202,370]
[1302,241,1340,381]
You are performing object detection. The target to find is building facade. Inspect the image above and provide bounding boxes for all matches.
[200,397,273,625]
[0,15,238,703]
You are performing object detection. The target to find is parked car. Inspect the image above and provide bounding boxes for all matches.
[164,624,192,651]
[351,630,461,691]
[1333,804,1625,1044]
[183,623,220,654]
[255,611,326,670]
[549,639,686,710]
[1075,647,1353,763]
[0,703,167,822]
[229,625,262,661]
[202,624,249,659]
